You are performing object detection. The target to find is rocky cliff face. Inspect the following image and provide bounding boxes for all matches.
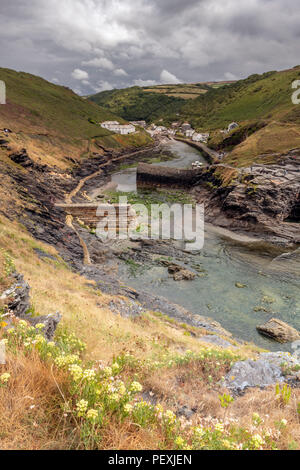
[195,150,300,244]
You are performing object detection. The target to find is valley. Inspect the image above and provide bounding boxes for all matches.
[0,66,299,451]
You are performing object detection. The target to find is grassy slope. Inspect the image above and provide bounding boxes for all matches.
[0,68,152,168]
[1,215,300,450]
[88,86,185,123]
[180,67,300,129]
[180,66,300,166]
[88,82,234,123]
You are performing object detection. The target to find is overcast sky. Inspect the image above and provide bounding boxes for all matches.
[0,0,300,95]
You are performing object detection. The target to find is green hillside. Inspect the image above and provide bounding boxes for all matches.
[180,66,300,131]
[0,68,124,138]
[0,68,152,167]
[88,81,234,123]
[88,86,185,122]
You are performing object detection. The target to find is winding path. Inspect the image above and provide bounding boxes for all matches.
[63,143,160,265]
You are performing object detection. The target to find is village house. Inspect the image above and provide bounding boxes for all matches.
[100,121,135,135]
[181,122,192,131]
[129,120,147,128]
[185,129,195,138]
[227,122,239,132]
[192,132,210,143]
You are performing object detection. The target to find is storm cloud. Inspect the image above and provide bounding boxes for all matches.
[0,0,299,94]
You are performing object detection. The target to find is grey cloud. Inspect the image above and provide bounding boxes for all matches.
[0,0,300,95]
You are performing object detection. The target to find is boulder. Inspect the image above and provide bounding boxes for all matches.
[161,260,196,281]
[257,318,300,343]
[173,269,196,281]
[1,273,61,341]
[1,273,30,317]
[29,312,62,341]
[225,359,284,392]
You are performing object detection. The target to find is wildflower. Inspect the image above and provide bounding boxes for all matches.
[108,393,120,403]
[86,409,98,423]
[111,363,120,374]
[35,334,46,345]
[194,426,205,439]
[18,320,28,328]
[124,404,133,414]
[82,369,96,382]
[0,373,10,384]
[221,439,233,449]
[252,412,262,426]
[164,410,176,424]
[251,433,264,449]
[103,366,112,377]
[69,364,83,382]
[76,399,88,417]
[155,404,164,416]
[214,422,224,433]
[280,418,287,427]
[130,381,143,393]
[174,436,185,448]
[117,381,126,396]
[55,354,80,368]
[35,323,45,330]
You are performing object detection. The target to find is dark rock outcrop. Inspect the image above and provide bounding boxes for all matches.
[1,273,61,340]
[257,318,300,343]
[225,359,284,392]
[0,273,30,317]
[194,150,300,243]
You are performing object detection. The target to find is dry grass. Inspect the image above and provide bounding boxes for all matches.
[225,122,300,167]
[0,347,73,450]
[1,214,299,450]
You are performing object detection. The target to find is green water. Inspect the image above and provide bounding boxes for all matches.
[111,140,300,351]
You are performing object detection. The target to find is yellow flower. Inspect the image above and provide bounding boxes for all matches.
[69,364,83,381]
[82,369,96,381]
[124,404,133,414]
[76,399,88,417]
[221,439,233,449]
[175,436,185,448]
[251,433,264,449]
[35,323,45,330]
[103,366,112,377]
[164,410,176,424]
[0,373,11,384]
[194,426,205,438]
[117,381,126,396]
[86,409,98,422]
[214,422,224,433]
[111,363,120,373]
[130,381,143,393]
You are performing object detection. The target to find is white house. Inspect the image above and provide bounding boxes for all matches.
[100,121,135,135]
[101,121,119,129]
[228,122,239,132]
[192,132,210,143]
[185,129,195,138]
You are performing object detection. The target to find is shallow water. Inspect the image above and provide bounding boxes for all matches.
[108,140,300,351]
